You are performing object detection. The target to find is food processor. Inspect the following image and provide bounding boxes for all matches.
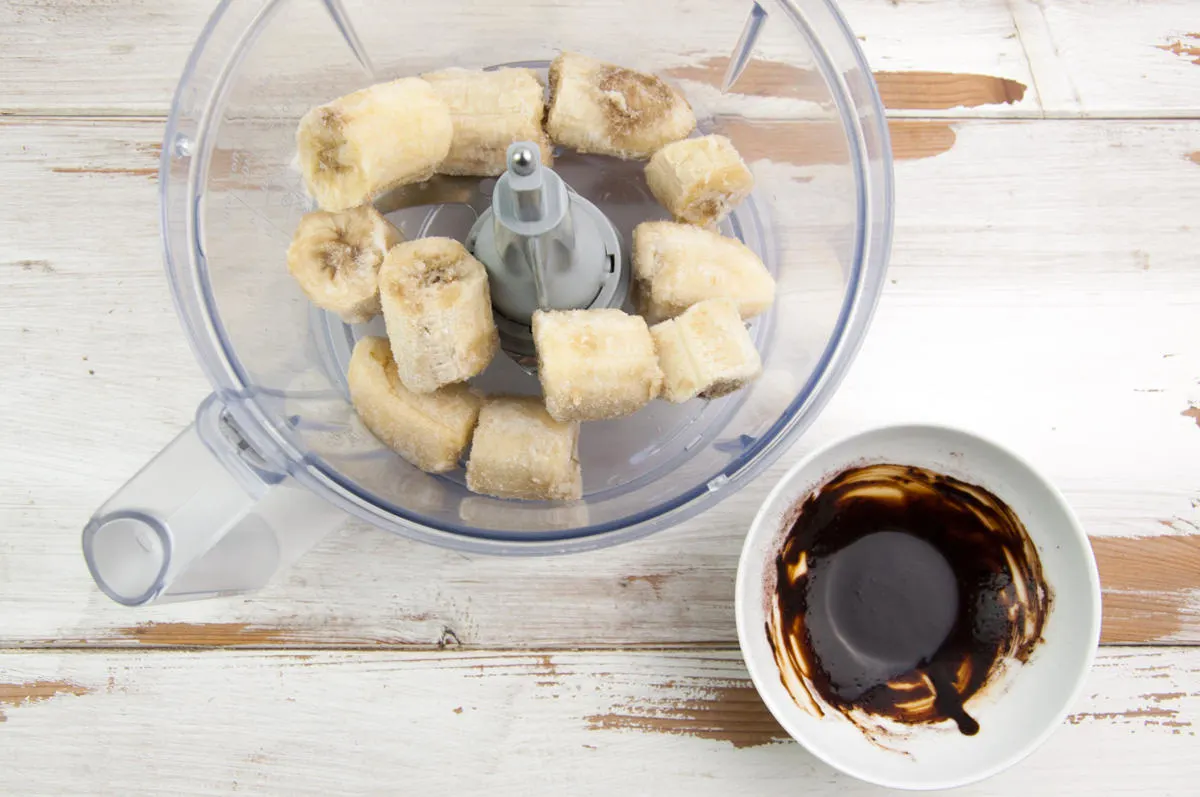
[82,0,893,606]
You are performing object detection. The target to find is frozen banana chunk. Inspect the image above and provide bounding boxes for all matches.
[532,308,663,422]
[297,78,453,211]
[632,221,775,323]
[645,135,753,226]
[379,237,499,393]
[286,204,402,323]
[546,52,695,160]
[650,299,762,402]
[466,396,582,501]
[348,336,482,473]
[422,67,554,177]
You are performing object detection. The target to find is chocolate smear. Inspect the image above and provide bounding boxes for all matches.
[767,464,1051,737]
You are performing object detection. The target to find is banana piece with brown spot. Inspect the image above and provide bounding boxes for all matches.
[532,308,663,422]
[632,221,776,323]
[422,67,554,177]
[546,52,695,160]
[379,237,498,394]
[650,299,762,403]
[348,336,482,473]
[297,78,453,211]
[286,204,402,324]
[645,134,754,226]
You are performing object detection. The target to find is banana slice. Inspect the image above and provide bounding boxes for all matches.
[422,67,554,177]
[650,299,762,402]
[379,237,499,394]
[286,204,402,324]
[347,336,482,473]
[466,396,582,501]
[297,78,453,211]
[546,52,695,160]
[632,221,776,323]
[532,308,663,422]
[645,134,754,226]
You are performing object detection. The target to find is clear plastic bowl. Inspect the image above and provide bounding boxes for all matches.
[84,0,891,605]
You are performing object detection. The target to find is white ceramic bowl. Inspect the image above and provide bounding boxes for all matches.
[736,424,1102,790]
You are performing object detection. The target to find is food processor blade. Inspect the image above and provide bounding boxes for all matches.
[79,0,894,606]
[467,142,626,364]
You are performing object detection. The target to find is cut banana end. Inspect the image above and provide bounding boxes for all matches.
[297,78,453,211]
[632,221,776,323]
[347,336,482,473]
[533,308,663,422]
[286,204,402,324]
[645,134,754,226]
[379,237,499,394]
[651,299,762,402]
[547,52,695,160]
[422,67,554,177]
[466,396,582,501]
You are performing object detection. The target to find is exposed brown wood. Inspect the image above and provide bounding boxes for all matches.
[1157,35,1200,66]
[586,681,788,749]
[667,57,826,103]
[0,680,92,722]
[1101,592,1186,645]
[49,166,156,178]
[714,118,956,166]
[669,57,1027,111]
[116,622,293,647]
[873,71,1026,110]
[886,120,959,161]
[621,574,669,596]
[1066,705,1191,730]
[1094,536,1200,593]
[1093,535,1200,643]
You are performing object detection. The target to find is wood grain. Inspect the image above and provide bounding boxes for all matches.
[669,57,1027,111]
[0,1,1197,118]
[115,623,294,647]
[2,116,1199,648]
[0,648,1195,794]
[715,118,958,165]
[3,1,1200,791]
[1008,1,1200,116]
[873,71,1026,110]
[0,680,92,723]
[1093,536,1200,643]
[585,682,787,749]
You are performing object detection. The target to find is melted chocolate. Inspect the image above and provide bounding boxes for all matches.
[767,464,1050,737]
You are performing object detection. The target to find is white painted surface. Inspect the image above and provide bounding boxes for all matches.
[0,649,1198,795]
[2,0,1199,792]
[3,117,1196,648]
[0,0,1197,117]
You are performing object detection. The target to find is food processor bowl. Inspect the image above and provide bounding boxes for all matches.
[82,0,892,605]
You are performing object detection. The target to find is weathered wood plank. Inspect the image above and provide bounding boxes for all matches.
[1,116,1197,647]
[0,648,1196,794]
[0,1,1195,118]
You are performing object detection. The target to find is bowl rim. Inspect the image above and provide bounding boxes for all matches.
[734,422,1103,790]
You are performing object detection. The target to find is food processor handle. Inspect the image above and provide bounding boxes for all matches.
[81,395,346,606]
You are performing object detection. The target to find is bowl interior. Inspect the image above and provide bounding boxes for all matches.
[163,0,891,547]
[736,424,1101,790]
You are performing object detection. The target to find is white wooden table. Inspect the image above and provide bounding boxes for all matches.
[3,1,1199,793]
